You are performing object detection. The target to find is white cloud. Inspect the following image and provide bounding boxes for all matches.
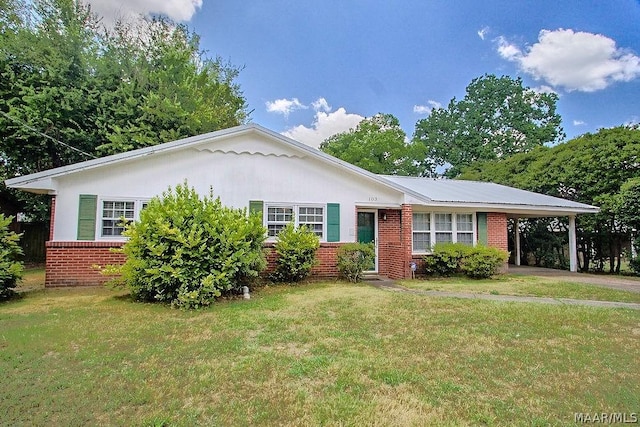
[311,98,332,113]
[265,98,308,118]
[477,26,490,41]
[84,0,202,25]
[531,85,558,95]
[497,29,640,92]
[282,108,364,148]
[573,120,586,126]
[413,100,442,115]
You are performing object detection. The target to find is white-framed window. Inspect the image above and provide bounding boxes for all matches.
[266,204,325,239]
[99,199,148,238]
[298,206,324,237]
[412,212,431,253]
[434,213,453,244]
[456,213,474,245]
[412,212,476,253]
[267,206,294,237]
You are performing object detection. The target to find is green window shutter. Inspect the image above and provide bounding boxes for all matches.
[326,203,340,242]
[77,194,97,240]
[477,212,487,245]
[249,200,264,221]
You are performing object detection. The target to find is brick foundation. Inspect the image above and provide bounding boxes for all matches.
[264,242,343,278]
[44,241,344,287]
[45,241,126,287]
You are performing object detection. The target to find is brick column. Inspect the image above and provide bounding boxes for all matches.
[48,196,56,241]
[400,204,413,279]
[487,213,508,251]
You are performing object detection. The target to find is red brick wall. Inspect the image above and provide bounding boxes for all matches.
[487,212,508,251]
[45,241,126,287]
[45,241,344,287]
[264,242,343,278]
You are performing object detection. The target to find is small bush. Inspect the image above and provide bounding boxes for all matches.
[119,182,267,309]
[423,243,508,279]
[0,214,24,300]
[459,246,509,279]
[422,243,472,276]
[337,242,375,283]
[271,223,320,282]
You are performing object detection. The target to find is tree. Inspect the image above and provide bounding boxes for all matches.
[320,113,426,176]
[94,18,248,155]
[0,0,248,222]
[459,126,640,273]
[413,74,564,177]
[0,213,23,299]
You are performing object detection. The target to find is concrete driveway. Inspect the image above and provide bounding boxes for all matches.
[508,265,640,293]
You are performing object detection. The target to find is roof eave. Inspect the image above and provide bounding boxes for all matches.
[411,200,600,215]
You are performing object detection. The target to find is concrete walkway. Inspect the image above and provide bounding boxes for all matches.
[509,265,640,293]
[364,277,640,310]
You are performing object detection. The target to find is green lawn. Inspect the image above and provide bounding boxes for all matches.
[401,275,640,303]
[1,274,639,426]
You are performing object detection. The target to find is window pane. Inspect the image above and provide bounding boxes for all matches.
[267,207,293,222]
[268,224,285,237]
[456,214,473,232]
[413,232,431,252]
[101,200,135,237]
[299,206,323,237]
[413,213,430,231]
[457,233,474,245]
[435,214,452,231]
[435,232,452,243]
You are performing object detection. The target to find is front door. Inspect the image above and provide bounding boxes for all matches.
[357,211,377,272]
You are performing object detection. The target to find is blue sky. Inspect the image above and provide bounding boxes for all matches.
[90,0,640,147]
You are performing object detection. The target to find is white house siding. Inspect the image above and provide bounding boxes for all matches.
[51,132,403,242]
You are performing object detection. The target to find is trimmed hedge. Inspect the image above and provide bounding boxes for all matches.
[423,243,508,279]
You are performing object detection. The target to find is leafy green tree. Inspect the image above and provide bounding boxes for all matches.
[460,126,640,272]
[94,18,248,155]
[614,177,640,275]
[0,213,23,299]
[320,113,426,176]
[413,74,563,177]
[0,0,248,222]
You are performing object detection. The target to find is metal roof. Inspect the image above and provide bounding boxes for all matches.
[381,175,599,215]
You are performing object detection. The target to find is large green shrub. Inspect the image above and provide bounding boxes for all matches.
[120,183,266,308]
[271,223,320,282]
[423,243,508,279]
[336,242,375,283]
[0,214,24,300]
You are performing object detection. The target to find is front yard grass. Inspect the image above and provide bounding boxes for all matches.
[1,279,639,426]
[401,275,640,303]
